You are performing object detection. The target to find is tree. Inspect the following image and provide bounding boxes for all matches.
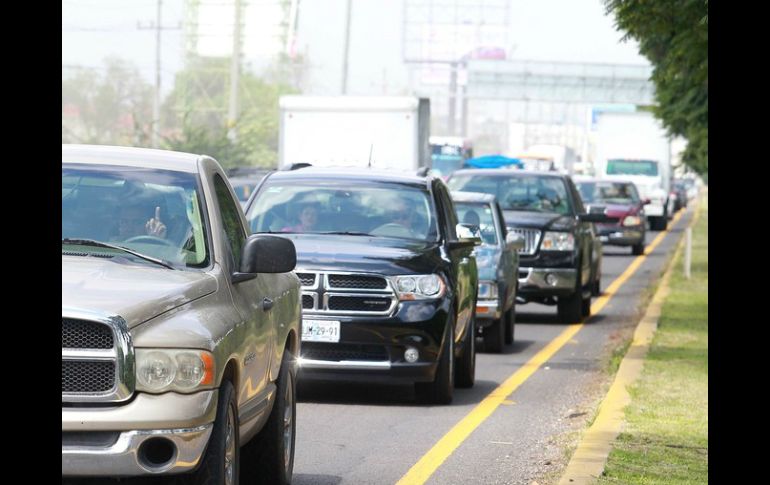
[604,0,708,175]
[62,58,153,146]
[162,56,300,168]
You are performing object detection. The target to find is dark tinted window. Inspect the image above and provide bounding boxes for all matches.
[448,173,572,215]
[214,174,247,269]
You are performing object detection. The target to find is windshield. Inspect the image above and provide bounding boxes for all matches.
[62,164,209,269]
[447,174,572,215]
[576,181,639,205]
[606,159,659,176]
[247,180,439,242]
[454,202,498,245]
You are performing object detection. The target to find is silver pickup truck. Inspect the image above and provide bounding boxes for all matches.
[62,145,300,484]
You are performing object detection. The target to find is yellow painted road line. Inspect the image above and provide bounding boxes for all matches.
[396,209,688,485]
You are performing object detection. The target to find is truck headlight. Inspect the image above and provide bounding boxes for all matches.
[477,281,498,300]
[136,349,215,393]
[622,216,642,227]
[541,231,574,251]
[391,274,446,301]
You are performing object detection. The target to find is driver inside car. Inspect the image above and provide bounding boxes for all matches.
[114,204,167,241]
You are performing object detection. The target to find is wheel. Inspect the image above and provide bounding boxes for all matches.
[455,313,475,388]
[186,380,239,485]
[123,235,174,246]
[591,272,601,297]
[240,350,296,485]
[558,292,583,323]
[415,318,454,404]
[504,304,515,345]
[631,242,645,255]
[581,291,591,318]
[483,315,505,353]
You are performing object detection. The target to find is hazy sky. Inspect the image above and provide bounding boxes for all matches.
[62,0,649,96]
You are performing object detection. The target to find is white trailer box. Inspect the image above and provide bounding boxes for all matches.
[593,110,673,230]
[278,96,430,172]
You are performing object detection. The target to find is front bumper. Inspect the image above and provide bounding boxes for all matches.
[475,299,501,325]
[597,227,644,246]
[298,299,450,384]
[517,267,577,297]
[62,390,218,476]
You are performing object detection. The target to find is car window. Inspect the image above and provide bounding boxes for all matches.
[448,174,573,215]
[454,202,498,245]
[62,164,209,268]
[214,174,247,269]
[247,180,439,242]
[576,181,639,205]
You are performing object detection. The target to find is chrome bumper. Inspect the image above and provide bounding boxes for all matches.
[475,299,501,320]
[518,267,576,290]
[62,425,213,476]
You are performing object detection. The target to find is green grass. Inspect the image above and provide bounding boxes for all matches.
[597,193,708,485]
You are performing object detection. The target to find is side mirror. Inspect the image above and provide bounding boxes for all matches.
[578,212,618,224]
[642,198,651,205]
[505,233,525,251]
[449,223,482,249]
[233,235,297,283]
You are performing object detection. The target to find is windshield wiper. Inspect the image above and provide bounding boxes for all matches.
[318,231,372,237]
[62,238,176,270]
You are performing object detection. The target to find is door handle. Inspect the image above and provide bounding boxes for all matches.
[262,297,274,311]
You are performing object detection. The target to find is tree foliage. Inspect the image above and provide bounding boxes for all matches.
[605,0,708,175]
[62,58,153,146]
[162,56,300,168]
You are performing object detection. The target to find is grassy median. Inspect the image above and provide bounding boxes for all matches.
[597,192,708,485]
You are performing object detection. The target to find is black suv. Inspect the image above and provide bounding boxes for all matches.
[245,168,479,404]
[448,169,606,323]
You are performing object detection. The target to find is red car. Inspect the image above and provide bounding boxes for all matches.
[575,179,649,255]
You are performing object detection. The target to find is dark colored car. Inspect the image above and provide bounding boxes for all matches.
[575,179,648,256]
[227,167,271,208]
[451,191,523,352]
[448,170,606,323]
[671,181,689,212]
[245,167,480,404]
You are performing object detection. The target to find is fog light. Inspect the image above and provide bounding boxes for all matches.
[404,347,419,363]
[545,273,558,286]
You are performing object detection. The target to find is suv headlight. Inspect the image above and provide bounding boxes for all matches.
[391,274,446,301]
[477,281,498,300]
[541,231,574,251]
[622,215,643,227]
[136,349,215,393]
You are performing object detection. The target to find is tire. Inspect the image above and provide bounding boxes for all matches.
[455,313,475,388]
[240,351,296,485]
[504,304,516,345]
[650,216,667,231]
[631,242,645,256]
[581,291,591,318]
[591,272,601,297]
[186,380,239,485]
[415,318,454,404]
[483,314,505,353]
[558,291,583,323]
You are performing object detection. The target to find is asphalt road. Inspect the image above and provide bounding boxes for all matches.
[292,206,694,485]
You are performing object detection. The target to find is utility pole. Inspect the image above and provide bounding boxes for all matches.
[227,0,242,141]
[341,0,352,94]
[138,0,180,148]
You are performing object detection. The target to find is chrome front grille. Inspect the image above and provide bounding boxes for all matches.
[61,311,134,403]
[300,271,397,316]
[508,228,542,256]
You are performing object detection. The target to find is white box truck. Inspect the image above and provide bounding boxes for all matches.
[278,96,431,172]
[593,110,674,230]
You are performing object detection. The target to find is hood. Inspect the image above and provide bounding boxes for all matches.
[502,210,576,231]
[282,234,444,275]
[472,245,501,281]
[62,256,218,328]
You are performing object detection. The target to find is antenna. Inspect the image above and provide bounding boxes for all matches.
[368,144,373,168]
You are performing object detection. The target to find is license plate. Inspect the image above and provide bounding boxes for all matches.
[301,319,340,342]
